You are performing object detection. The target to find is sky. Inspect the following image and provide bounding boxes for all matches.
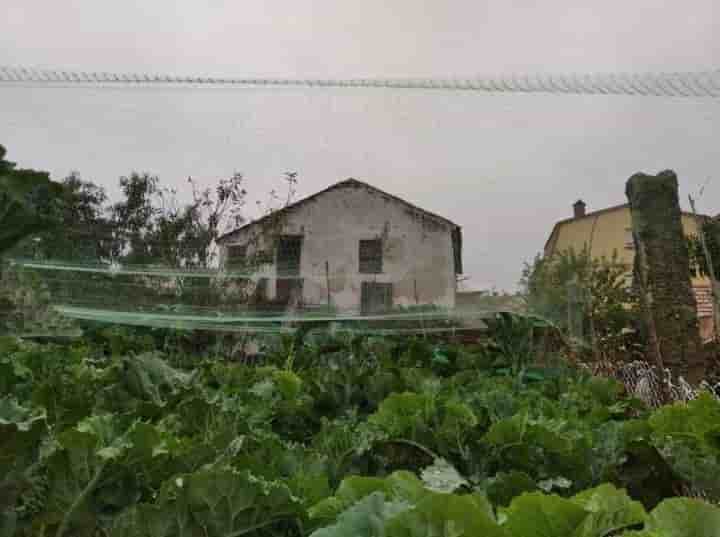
[2,0,719,291]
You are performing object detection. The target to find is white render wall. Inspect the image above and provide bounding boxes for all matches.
[220,183,457,312]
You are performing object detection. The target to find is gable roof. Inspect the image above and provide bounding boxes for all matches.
[217,178,460,243]
[544,202,711,255]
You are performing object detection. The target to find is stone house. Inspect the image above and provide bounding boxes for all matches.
[216,179,462,314]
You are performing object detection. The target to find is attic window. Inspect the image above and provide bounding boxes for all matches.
[227,245,247,268]
[359,239,383,274]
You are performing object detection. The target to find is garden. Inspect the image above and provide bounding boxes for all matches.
[2,321,720,537]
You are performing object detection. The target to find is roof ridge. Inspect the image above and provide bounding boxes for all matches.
[544,202,714,253]
[217,178,459,243]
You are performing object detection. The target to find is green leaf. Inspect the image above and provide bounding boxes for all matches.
[483,413,527,446]
[502,492,588,537]
[538,477,572,492]
[649,393,720,497]
[311,492,409,537]
[0,511,17,537]
[74,414,133,460]
[121,353,193,406]
[644,497,720,537]
[273,369,303,399]
[110,503,179,537]
[385,491,506,537]
[0,396,46,431]
[571,484,646,537]
[113,466,300,537]
[484,471,538,507]
[369,392,433,438]
[0,397,47,476]
[420,458,468,493]
[309,472,425,523]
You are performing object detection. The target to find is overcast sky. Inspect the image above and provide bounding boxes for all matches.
[2,0,719,291]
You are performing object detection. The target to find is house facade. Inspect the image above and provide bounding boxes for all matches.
[217,179,462,314]
[545,200,715,339]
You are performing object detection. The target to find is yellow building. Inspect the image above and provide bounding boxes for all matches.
[544,200,714,339]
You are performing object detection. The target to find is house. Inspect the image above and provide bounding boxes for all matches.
[216,179,462,314]
[545,199,715,339]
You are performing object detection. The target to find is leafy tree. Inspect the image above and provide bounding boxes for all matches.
[106,172,248,269]
[520,247,641,357]
[686,218,720,279]
[0,145,64,256]
[9,172,111,262]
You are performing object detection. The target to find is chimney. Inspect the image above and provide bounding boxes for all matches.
[573,199,586,218]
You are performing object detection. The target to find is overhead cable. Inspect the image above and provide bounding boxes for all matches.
[2,65,720,97]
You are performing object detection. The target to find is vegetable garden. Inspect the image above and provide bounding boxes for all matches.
[2,325,720,537]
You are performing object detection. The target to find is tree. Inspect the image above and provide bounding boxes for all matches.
[0,145,64,256]
[520,246,641,359]
[107,172,248,269]
[0,145,76,335]
[686,218,720,279]
[626,170,705,384]
[10,172,111,262]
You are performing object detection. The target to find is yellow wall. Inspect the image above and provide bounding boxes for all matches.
[547,206,707,285]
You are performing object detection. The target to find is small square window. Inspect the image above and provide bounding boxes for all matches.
[227,245,247,268]
[359,239,383,274]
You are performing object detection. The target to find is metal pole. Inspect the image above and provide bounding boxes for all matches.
[325,260,331,308]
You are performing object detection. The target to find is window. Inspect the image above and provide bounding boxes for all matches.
[359,239,383,273]
[277,235,302,276]
[226,245,247,268]
[624,228,635,250]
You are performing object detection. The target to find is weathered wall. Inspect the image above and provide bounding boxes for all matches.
[626,170,705,383]
[548,206,700,268]
[220,183,457,312]
[547,205,708,286]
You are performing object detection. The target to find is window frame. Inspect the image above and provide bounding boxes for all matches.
[226,244,247,268]
[359,238,383,274]
[276,235,303,276]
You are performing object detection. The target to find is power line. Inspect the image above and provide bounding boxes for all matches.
[2,65,720,97]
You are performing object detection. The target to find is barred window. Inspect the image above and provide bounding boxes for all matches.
[359,239,383,274]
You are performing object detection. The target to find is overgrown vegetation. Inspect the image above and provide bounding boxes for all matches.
[0,144,301,333]
[520,247,643,360]
[1,329,719,536]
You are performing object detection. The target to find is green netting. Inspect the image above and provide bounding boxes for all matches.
[2,258,502,336]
